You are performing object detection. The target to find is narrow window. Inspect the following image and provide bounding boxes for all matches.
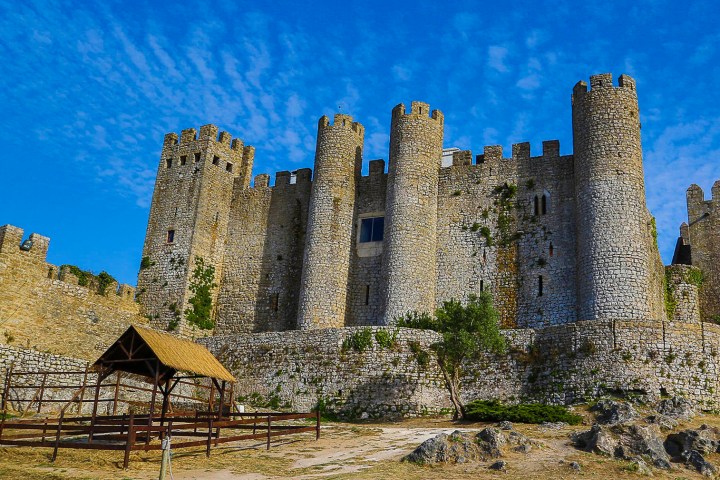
[166,158,172,168]
[541,194,548,215]
[538,275,543,297]
[212,155,220,166]
[533,196,539,215]
[359,217,385,243]
[174,207,178,216]
[549,243,554,257]
[166,229,175,243]
[214,211,219,223]
[271,293,279,312]
[480,279,484,292]
[180,155,187,165]
[483,249,487,262]
[194,152,201,162]
[226,162,233,173]
[364,285,370,305]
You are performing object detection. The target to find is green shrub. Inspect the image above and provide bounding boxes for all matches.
[464,400,582,425]
[374,329,397,349]
[96,271,116,295]
[140,256,154,270]
[342,328,373,352]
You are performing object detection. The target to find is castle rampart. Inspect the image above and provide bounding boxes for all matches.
[0,225,144,359]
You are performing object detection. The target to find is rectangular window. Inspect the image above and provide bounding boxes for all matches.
[212,155,220,166]
[271,293,279,312]
[226,162,233,173]
[180,155,187,165]
[194,152,201,162]
[166,158,172,168]
[364,285,370,305]
[359,217,384,243]
[167,229,175,243]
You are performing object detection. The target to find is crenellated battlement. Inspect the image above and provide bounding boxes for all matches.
[164,124,250,152]
[473,140,564,165]
[391,101,444,124]
[572,73,636,102]
[318,114,364,137]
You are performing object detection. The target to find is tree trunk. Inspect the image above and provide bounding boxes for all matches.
[440,367,465,420]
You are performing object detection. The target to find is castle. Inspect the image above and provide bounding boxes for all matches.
[138,73,717,334]
[3,73,720,417]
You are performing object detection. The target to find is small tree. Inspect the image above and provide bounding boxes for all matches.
[397,292,506,420]
[184,256,217,330]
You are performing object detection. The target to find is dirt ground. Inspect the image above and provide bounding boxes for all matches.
[0,415,718,479]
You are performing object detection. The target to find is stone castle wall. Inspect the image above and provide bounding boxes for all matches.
[140,73,672,334]
[202,320,720,418]
[215,169,312,333]
[685,182,720,321]
[0,225,144,359]
[137,125,252,334]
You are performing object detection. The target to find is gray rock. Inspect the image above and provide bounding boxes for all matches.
[616,424,671,470]
[656,396,695,420]
[540,421,568,429]
[571,424,618,457]
[403,431,482,464]
[569,461,581,471]
[665,425,720,459]
[496,421,514,430]
[683,449,717,477]
[627,457,652,476]
[645,413,678,431]
[591,400,639,425]
[476,427,506,458]
[489,460,507,471]
[513,444,532,454]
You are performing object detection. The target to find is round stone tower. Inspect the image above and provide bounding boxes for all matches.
[382,102,444,324]
[572,73,651,320]
[297,114,364,329]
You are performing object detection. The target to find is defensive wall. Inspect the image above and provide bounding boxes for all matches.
[0,224,146,359]
[202,318,720,418]
[142,74,665,335]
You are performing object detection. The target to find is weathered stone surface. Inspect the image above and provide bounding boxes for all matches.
[656,396,696,420]
[497,421,513,430]
[665,425,720,458]
[403,431,481,464]
[683,450,717,477]
[488,460,507,471]
[0,225,145,359]
[591,400,639,425]
[646,414,678,431]
[476,428,506,458]
[615,424,671,469]
[572,425,618,457]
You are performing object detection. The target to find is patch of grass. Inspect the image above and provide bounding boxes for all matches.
[464,400,582,425]
[342,328,373,352]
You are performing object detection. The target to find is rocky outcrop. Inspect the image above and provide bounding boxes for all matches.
[656,397,696,421]
[590,399,639,425]
[572,423,670,469]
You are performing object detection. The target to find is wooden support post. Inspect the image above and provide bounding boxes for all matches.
[88,371,105,444]
[193,410,199,433]
[37,373,48,413]
[206,417,213,457]
[146,361,159,446]
[123,412,135,470]
[77,367,88,414]
[253,412,257,435]
[0,406,6,442]
[217,380,226,419]
[112,371,121,415]
[41,418,48,445]
[208,380,215,413]
[51,411,64,462]
[1,363,12,413]
[266,415,271,450]
[316,409,320,440]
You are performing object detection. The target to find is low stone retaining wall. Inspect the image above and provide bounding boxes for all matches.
[202,320,720,418]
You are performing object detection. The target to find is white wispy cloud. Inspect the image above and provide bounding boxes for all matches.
[487,45,510,73]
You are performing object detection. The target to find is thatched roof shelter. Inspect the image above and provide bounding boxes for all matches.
[90,325,235,424]
[93,325,234,382]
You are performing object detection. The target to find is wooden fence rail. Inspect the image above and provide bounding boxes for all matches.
[0,410,321,469]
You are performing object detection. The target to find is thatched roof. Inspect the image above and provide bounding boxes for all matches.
[93,325,235,382]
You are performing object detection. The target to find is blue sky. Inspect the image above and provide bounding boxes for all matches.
[1,0,719,286]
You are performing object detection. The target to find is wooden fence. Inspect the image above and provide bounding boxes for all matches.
[0,410,321,468]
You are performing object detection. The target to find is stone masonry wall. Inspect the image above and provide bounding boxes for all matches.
[685,181,720,321]
[215,170,312,334]
[0,225,144,359]
[665,265,701,323]
[203,320,720,418]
